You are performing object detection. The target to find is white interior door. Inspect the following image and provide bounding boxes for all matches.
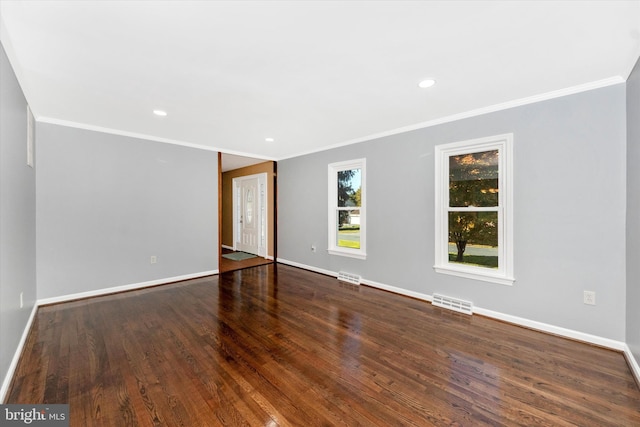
[233,173,267,256]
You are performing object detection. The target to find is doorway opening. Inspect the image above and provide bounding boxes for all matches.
[219,154,276,273]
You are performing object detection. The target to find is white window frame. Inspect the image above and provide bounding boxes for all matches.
[328,158,366,259]
[434,134,514,285]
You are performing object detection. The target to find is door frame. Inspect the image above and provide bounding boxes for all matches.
[232,172,268,257]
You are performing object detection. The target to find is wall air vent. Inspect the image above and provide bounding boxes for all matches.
[432,293,473,315]
[337,271,361,285]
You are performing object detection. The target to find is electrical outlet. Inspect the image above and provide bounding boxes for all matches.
[150,256,157,264]
[583,290,596,305]
[20,292,23,308]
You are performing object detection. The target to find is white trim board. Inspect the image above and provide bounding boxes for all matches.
[275,258,639,385]
[1,270,219,402]
[36,116,276,163]
[624,344,640,389]
[33,77,623,164]
[37,270,218,306]
[0,304,38,403]
[4,262,639,400]
[278,77,625,161]
[276,258,337,278]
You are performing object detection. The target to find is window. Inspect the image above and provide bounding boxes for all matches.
[434,134,514,285]
[328,159,366,259]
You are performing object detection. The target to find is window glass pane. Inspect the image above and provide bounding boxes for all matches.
[337,209,360,249]
[245,188,253,225]
[449,150,498,207]
[337,169,362,207]
[448,211,498,268]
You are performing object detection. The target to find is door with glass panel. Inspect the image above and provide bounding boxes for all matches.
[233,173,267,256]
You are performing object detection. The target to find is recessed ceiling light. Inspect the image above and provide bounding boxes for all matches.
[265,137,274,142]
[418,79,436,89]
[153,110,167,116]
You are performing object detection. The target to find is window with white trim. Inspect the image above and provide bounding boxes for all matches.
[434,134,514,285]
[328,159,366,259]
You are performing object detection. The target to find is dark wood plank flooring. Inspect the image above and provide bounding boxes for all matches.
[220,248,272,273]
[6,264,640,426]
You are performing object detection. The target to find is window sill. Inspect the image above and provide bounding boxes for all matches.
[328,249,367,260]
[434,265,514,286]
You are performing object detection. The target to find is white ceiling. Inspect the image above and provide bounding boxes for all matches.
[1,1,639,165]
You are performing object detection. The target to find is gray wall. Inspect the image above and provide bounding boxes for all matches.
[627,57,640,365]
[36,123,218,300]
[279,84,627,341]
[0,43,36,395]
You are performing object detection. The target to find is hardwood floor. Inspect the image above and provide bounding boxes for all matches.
[6,264,640,426]
[219,248,273,273]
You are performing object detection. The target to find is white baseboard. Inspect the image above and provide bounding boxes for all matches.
[277,258,434,302]
[361,277,433,303]
[221,244,234,250]
[2,270,219,402]
[350,274,626,354]
[5,261,639,400]
[624,344,640,387]
[473,307,626,351]
[1,304,38,403]
[276,258,629,351]
[36,270,218,306]
[276,258,337,278]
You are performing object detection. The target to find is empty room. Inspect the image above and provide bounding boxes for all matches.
[1,1,640,425]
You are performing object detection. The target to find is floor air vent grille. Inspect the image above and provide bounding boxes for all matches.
[432,293,473,315]
[337,271,361,285]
